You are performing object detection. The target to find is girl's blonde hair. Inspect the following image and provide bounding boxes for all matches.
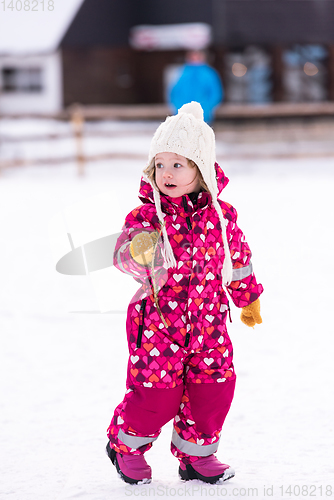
[143,157,209,193]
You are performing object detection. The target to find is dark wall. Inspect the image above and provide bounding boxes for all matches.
[62,47,137,105]
[62,47,186,105]
[133,50,185,103]
[213,0,334,46]
[61,0,212,48]
[133,0,212,26]
[61,0,136,47]
[61,0,334,48]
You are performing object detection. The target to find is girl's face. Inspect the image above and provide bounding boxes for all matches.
[155,152,201,198]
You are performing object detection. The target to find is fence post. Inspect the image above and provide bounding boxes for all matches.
[70,104,85,176]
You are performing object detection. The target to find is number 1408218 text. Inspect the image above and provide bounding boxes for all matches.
[1,1,54,11]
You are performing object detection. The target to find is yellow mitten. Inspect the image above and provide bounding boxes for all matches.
[240,298,262,327]
[130,231,159,266]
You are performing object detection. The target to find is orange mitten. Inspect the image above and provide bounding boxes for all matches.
[240,298,262,327]
[129,231,159,266]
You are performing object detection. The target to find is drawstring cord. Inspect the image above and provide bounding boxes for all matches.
[150,221,168,329]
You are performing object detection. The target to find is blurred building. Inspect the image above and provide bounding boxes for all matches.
[1,0,334,112]
[0,0,82,114]
[0,55,62,114]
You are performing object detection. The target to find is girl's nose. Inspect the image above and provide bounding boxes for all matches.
[163,170,173,178]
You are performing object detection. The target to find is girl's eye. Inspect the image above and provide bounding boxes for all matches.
[156,163,163,169]
[174,163,182,168]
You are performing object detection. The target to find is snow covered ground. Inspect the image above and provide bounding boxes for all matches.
[1,120,334,500]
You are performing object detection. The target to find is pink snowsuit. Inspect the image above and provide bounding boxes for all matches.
[107,163,263,464]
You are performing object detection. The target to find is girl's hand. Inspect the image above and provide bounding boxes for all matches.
[240,298,262,327]
[130,231,159,266]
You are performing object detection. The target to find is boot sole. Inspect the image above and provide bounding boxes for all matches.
[106,442,151,485]
[179,463,235,484]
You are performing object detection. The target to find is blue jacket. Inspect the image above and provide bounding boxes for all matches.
[169,63,223,123]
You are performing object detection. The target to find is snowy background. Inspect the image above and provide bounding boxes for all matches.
[1,119,334,500]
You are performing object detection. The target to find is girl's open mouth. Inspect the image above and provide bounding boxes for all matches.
[165,183,176,188]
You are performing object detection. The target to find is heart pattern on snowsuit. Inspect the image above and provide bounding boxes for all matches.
[107,163,263,463]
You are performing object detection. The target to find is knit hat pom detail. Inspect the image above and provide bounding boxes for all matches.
[178,101,204,121]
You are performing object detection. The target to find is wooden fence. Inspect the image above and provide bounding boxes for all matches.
[1,102,334,174]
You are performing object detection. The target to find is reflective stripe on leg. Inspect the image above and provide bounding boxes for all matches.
[118,429,158,449]
[171,428,220,457]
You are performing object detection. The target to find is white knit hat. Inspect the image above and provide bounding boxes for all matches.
[146,101,233,286]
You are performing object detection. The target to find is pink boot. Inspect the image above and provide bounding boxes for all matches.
[179,455,235,484]
[106,442,152,484]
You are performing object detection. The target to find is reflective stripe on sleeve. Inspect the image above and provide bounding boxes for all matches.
[118,429,158,449]
[171,428,220,457]
[231,262,253,282]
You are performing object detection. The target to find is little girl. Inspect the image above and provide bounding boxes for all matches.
[106,102,263,485]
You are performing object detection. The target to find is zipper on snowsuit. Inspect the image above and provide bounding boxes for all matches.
[182,195,191,348]
[228,303,232,323]
[136,298,147,348]
[182,196,192,231]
